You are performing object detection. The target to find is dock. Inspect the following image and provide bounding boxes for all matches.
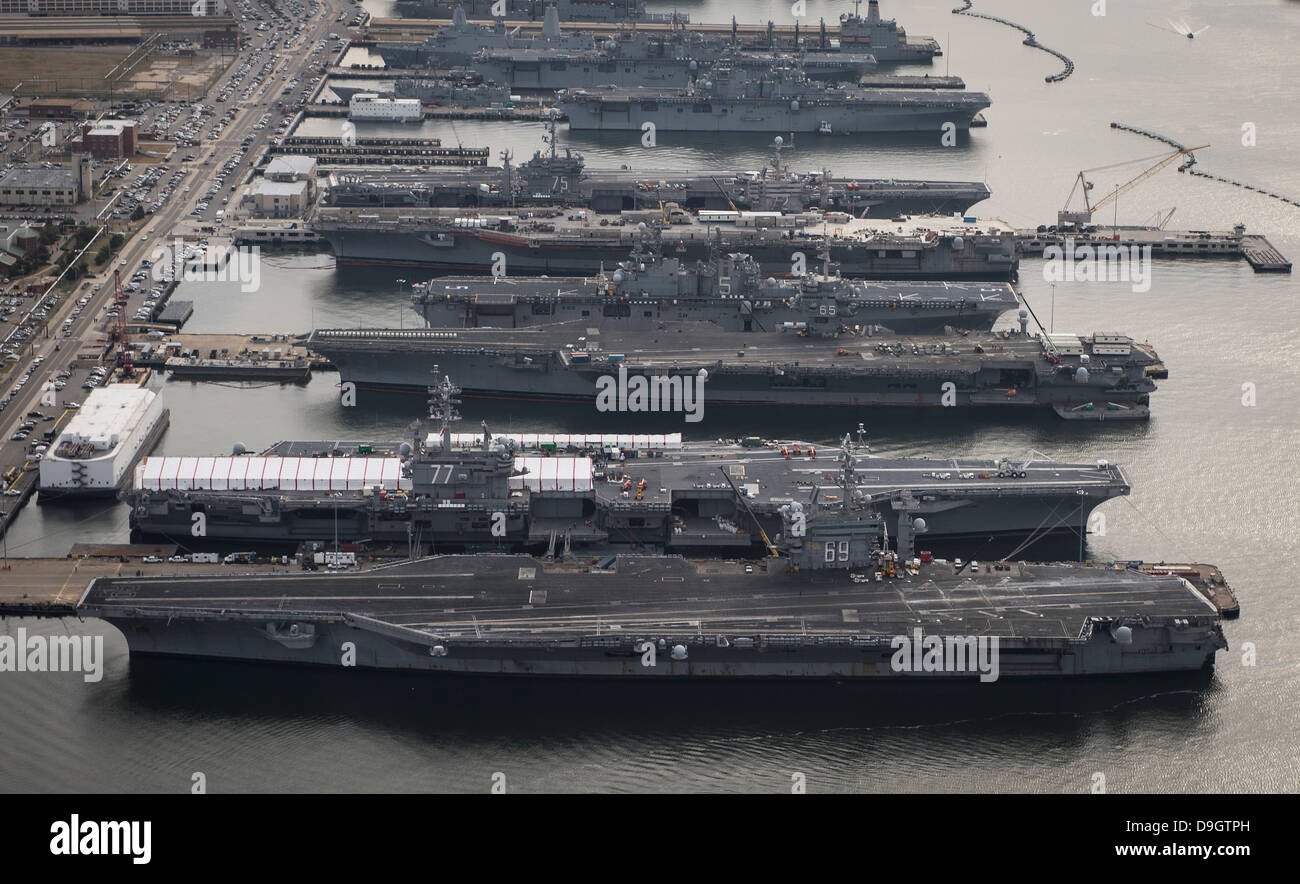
[306,103,562,121]
[0,556,326,618]
[128,333,332,372]
[271,140,489,167]
[1240,235,1292,272]
[1014,226,1291,273]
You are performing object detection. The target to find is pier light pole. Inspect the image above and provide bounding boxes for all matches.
[396,278,406,328]
[1050,282,1055,333]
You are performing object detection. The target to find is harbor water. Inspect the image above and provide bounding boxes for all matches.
[1,0,1297,792]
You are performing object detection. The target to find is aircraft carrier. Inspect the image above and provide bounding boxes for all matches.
[319,125,991,218]
[469,41,875,91]
[308,315,1162,421]
[377,5,622,68]
[311,209,1018,279]
[392,0,654,25]
[79,540,1234,679]
[559,77,990,136]
[122,386,1132,549]
[411,240,1019,334]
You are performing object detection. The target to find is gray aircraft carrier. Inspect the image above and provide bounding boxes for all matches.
[311,210,1018,280]
[557,63,991,135]
[319,125,991,218]
[78,549,1234,679]
[307,315,1163,421]
[123,411,1131,550]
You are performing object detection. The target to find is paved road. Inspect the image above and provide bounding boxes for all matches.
[1,0,356,537]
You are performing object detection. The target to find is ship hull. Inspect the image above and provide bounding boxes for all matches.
[318,347,1150,415]
[322,229,1018,280]
[561,100,986,134]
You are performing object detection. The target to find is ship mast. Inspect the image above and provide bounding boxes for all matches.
[427,365,463,452]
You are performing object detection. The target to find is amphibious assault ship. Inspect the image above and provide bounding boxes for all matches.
[557,61,990,135]
[320,124,991,218]
[411,238,1019,334]
[377,5,600,68]
[308,310,1162,422]
[837,0,942,62]
[123,378,1131,548]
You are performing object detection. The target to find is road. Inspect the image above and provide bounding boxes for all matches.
[1,0,357,542]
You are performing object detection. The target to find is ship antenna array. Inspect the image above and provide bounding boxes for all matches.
[839,433,858,512]
[427,365,462,451]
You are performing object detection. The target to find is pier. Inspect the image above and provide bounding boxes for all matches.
[306,103,562,122]
[271,139,489,167]
[1014,225,1292,273]
[0,556,324,618]
[128,333,333,372]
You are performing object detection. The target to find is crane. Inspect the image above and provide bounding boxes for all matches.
[718,467,780,557]
[1059,144,1207,226]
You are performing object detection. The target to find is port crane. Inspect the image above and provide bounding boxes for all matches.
[1059,144,1207,226]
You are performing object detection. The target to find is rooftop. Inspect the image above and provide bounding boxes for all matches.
[0,167,76,190]
[50,384,157,456]
[255,179,308,197]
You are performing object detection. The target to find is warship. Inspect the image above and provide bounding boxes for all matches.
[319,124,991,218]
[836,0,942,62]
[557,61,991,135]
[411,237,1019,334]
[469,39,876,91]
[392,0,656,24]
[78,552,1233,679]
[327,74,516,107]
[85,431,1235,678]
[123,378,1130,548]
[376,6,597,68]
[310,208,1018,279]
[307,311,1163,422]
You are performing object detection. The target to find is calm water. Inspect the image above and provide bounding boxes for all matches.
[2,0,1298,793]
